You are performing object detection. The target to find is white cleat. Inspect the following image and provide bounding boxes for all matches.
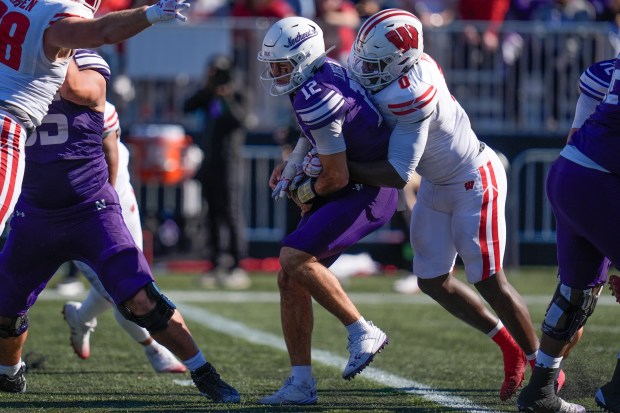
[343,321,388,380]
[62,301,96,360]
[145,344,187,373]
[259,376,317,405]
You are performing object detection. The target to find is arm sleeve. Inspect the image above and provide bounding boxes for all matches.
[571,93,599,129]
[310,116,346,155]
[388,116,430,183]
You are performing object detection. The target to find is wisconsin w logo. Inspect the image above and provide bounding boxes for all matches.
[464,181,475,191]
[385,24,419,51]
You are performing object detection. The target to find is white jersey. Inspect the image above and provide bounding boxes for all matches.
[0,0,92,129]
[371,53,483,185]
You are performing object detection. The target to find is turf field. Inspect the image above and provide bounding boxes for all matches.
[1,266,616,412]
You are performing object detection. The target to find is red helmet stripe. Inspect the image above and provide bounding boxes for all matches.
[358,9,419,42]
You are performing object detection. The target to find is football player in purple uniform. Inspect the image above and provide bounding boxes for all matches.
[517,56,620,413]
[0,0,189,237]
[257,16,398,405]
[0,51,239,404]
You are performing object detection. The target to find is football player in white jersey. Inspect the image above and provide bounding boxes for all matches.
[0,0,189,235]
[347,9,549,401]
[63,100,186,374]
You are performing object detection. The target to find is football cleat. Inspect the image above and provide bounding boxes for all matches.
[517,367,585,413]
[500,344,527,400]
[259,376,318,405]
[595,382,620,413]
[342,321,388,380]
[191,362,240,403]
[0,363,26,393]
[555,369,566,394]
[145,344,187,373]
[62,301,97,360]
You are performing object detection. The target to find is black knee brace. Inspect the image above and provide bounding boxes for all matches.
[117,282,176,334]
[0,314,28,338]
[542,282,602,342]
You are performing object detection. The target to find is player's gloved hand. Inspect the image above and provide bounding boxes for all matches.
[302,147,322,178]
[146,0,190,24]
[272,163,303,200]
[609,274,620,303]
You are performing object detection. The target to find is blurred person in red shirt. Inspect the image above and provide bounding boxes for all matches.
[315,0,360,63]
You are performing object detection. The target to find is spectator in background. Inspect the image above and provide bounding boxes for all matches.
[530,0,596,129]
[184,55,251,290]
[315,0,360,63]
[458,0,510,59]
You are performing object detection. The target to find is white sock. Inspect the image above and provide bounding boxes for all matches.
[144,341,161,354]
[486,320,503,337]
[78,289,112,324]
[184,351,207,372]
[113,309,150,342]
[346,317,369,336]
[536,350,563,369]
[291,365,313,384]
[0,360,23,377]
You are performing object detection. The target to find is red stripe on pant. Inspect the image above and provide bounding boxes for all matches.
[0,116,21,226]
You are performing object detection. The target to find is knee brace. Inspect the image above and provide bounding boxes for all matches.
[0,314,28,338]
[117,282,176,334]
[542,282,603,342]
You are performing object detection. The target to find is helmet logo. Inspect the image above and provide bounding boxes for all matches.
[284,27,318,51]
[385,24,419,52]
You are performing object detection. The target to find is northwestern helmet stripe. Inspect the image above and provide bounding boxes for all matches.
[358,9,419,42]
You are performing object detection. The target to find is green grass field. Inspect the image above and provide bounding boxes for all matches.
[1,267,616,412]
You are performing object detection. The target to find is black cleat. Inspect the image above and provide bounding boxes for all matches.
[517,367,584,413]
[0,364,26,393]
[596,382,620,413]
[191,362,240,403]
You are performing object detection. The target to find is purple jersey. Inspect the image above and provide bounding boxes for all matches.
[291,58,391,162]
[578,59,615,101]
[571,58,620,176]
[21,50,111,209]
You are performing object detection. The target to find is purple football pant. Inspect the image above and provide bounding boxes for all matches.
[283,184,398,267]
[546,156,620,289]
[0,184,153,317]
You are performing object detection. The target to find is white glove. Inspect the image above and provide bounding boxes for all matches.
[146,0,190,24]
[302,147,322,178]
[272,163,303,200]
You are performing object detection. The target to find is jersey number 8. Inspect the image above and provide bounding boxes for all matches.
[0,1,30,71]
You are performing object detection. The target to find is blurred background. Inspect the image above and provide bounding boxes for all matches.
[88,0,618,276]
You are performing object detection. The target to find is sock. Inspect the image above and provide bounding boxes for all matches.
[536,350,562,369]
[346,317,369,336]
[0,361,23,377]
[113,309,150,342]
[291,365,313,384]
[78,289,112,324]
[144,341,161,354]
[489,322,518,352]
[184,351,207,372]
[526,351,538,370]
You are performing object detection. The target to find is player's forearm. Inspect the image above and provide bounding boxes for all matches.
[348,160,407,189]
[91,7,152,46]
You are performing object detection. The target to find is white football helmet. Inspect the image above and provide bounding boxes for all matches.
[349,9,424,92]
[257,16,327,96]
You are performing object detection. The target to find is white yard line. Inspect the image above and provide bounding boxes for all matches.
[176,302,499,413]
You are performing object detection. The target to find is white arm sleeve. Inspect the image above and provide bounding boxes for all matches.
[571,93,600,129]
[310,116,346,155]
[388,117,430,183]
[287,136,312,165]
